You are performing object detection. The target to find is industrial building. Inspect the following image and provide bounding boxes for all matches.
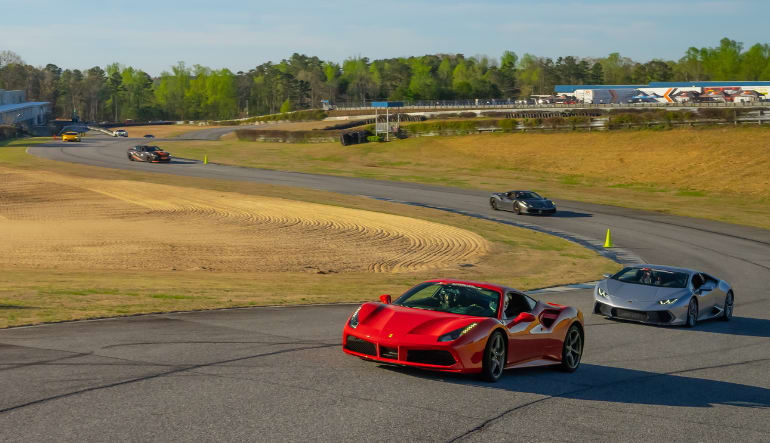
[554,81,770,104]
[0,89,51,132]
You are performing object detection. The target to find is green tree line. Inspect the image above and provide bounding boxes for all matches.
[1,38,768,122]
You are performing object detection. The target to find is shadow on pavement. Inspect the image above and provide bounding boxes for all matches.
[549,210,592,218]
[136,158,198,165]
[381,362,770,409]
[168,158,199,165]
[694,316,770,338]
[600,315,770,338]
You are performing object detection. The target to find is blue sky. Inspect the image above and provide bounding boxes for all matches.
[1,0,768,75]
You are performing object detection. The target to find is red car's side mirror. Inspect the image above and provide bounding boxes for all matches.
[379,294,391,304]
[513,312,536,324]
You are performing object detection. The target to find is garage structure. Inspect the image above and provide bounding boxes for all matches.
[0,89,51,133]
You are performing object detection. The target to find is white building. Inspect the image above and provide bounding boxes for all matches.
[0,89,51,130]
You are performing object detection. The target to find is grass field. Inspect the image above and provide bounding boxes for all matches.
[160,126,770,229]
[0,136,52,148]
[249,121,341,131]
[111,124,204,138]
[0,146,617,327]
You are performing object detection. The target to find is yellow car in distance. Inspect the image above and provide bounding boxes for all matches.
[62,131,81,142]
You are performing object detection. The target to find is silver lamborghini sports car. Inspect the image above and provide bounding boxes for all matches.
[593,265,734,327]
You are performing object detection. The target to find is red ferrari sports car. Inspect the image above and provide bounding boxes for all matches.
[342,279,584,381]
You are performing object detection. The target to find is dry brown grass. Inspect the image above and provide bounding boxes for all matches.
[0,168,488,274]
[0,149,617,327]
[161,126,770,229]
[250,121,338,131]
[111,124,204,138]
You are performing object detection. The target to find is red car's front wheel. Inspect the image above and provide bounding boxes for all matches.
[559,324,583,372]
[481,331,506,382]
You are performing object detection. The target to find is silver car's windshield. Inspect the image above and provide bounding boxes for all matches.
[611,267,689,288]
[393,282,501,317]
[514,191,541,199]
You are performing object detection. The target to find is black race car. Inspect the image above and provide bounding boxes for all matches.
[489,190,556,215]
[128,145,170,163]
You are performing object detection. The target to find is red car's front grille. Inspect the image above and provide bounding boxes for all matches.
[344,335,376,356]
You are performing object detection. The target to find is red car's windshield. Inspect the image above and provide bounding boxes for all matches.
[393,282,501,317]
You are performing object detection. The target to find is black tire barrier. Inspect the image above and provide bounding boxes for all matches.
[340,130,370,146]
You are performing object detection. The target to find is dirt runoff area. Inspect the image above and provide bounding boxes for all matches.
[0,167,488,275]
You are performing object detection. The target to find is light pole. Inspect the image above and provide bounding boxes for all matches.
[11,113,23,137]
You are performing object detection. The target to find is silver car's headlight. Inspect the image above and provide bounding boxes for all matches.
[597,287,609,298]
[658,298,679,305]
[348,306,362,328]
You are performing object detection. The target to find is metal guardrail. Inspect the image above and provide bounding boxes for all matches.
[87,126,116,136]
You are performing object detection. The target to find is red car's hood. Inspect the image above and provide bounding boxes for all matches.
[358,303,484,338]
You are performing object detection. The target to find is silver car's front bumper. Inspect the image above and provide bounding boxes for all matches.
[593,299,689,325]
[521,206,556,215]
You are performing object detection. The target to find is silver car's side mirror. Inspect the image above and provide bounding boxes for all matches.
[602,274,611,278]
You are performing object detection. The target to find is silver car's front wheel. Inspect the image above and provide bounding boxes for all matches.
[721,291,734,321]
[685,298,698,328]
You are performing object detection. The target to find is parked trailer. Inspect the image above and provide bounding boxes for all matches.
[578,89,638,104]
[637,87,701,103]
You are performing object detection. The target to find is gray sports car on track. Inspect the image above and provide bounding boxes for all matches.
[489,190,556,215]
[593,265,734,327]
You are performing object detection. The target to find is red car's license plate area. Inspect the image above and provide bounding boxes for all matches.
[379,345,398,359]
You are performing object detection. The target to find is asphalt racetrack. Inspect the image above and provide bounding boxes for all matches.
[1,133,768,441]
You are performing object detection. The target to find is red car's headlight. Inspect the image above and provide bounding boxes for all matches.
[438,322,478,342]
[348,306,362,329]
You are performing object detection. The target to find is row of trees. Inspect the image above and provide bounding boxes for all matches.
[1,38,768,122]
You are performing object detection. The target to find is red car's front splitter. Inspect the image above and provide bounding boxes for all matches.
[343,331,483,374]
